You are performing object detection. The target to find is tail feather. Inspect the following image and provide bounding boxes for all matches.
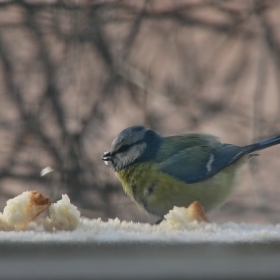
[251,135,280,152]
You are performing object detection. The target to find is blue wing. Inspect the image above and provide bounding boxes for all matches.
[158,143,253,183]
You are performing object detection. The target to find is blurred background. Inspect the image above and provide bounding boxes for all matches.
[0,0,280,224]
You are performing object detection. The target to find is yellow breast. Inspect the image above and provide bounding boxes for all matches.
[116,158,247,217]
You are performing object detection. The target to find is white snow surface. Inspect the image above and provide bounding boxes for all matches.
[1,218,280,243]
[0,191,279,243]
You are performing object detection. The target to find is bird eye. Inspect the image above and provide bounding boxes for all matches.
[118,144,130,153]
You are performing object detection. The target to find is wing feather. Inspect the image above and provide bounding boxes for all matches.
[158,143,250,183]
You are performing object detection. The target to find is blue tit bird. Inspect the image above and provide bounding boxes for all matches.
[102,125,280,222]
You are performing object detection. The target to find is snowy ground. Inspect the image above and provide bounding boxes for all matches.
[3,191,280,243]
[1,217,280,243]
[2,192,280,279]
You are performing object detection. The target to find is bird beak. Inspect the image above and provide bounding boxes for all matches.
[101,151,112,165]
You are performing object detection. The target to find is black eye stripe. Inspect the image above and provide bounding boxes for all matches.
[117,144,130,153]
[116,140,144,153]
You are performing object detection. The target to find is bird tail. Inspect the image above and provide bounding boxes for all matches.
[251,135,280,152]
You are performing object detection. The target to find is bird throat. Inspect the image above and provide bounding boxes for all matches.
[115,161,154,203]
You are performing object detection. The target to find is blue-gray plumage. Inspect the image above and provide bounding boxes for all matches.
[102,125,280,220]
[159,137,280,184]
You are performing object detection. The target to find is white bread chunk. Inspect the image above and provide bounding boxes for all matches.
[49,194,80,231]
[0,213,15,231]
[3,191,51,228]
[164,201,208,228]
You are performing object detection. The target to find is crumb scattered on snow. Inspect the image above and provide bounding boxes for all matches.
[0,213,15,231]
[0,191,280,243]
[2,191,50,229]
[0,217,280,243]
[0,191,80,232]
[163,203,208,229]
[49,194,80,231]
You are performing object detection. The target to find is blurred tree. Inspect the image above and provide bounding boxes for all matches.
[0,0,280,223]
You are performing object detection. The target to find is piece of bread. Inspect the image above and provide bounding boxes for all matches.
[49,194,80,231]
[163,201,208,228]
[2,191,51,228]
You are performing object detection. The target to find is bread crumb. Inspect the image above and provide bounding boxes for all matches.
[0,213,15,231]
[187,201,208,223]
[2,191,51,229]
[49,194,80,231]
[163,201,208,229]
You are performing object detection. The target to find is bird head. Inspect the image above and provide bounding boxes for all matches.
[101,125,163,171]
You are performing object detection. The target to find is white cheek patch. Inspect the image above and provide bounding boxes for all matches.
[206,154,214,173]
